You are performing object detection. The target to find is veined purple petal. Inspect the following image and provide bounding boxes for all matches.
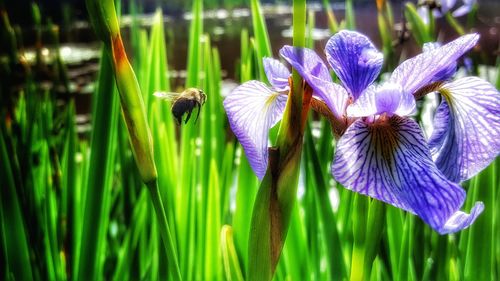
[308,76,349,119]
[347,83,416,118]
[332,117,482,234]
[280,46,348,118]
[223,80,287,179]
[325,30,383,100]
[429,77,500,182]
[423,42,457,81]
[263,57,290,92]
[390,33,479,95]
[279,45,332,82]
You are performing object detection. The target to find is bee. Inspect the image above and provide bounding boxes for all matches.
[154,88,207,125]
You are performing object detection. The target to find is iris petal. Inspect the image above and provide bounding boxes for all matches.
[279,45,332,82]
[223,80,288,179]
[347,83,416,118]
[422,42,457,82]
[442,0,458,12]
[280,46,348,118]
[452,0,476,17]
[332,117,482,234]
[429,77,500,182]
[325,30,383,99]
[263,57,290,92]
[390,33,479,95]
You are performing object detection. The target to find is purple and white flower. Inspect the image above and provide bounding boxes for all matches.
[418,0,477,24]
[223,30,500,234]
[223,58,289,179]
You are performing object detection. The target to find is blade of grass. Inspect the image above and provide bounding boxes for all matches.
[464,160,496,280]
[0,124,34,281]
[322,0,338,33]
[250,0,272,81]
[111,190,148,281]
[404,3,432,46]
[221,225,245,281]
[204,160,223,280]
[178,1,204,279]
[74,49,118,281]
[304,125,346,280]
[345,0,356,30]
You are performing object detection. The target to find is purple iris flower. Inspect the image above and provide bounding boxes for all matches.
[223,30,500,234]
[418,0,477,24]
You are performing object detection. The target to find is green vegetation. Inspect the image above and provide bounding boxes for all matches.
[1,0,498,280]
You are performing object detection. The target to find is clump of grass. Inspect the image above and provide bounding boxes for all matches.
[1,1,499,281]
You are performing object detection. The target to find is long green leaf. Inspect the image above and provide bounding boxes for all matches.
[75,49,118,281]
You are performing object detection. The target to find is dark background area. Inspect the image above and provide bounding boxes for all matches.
[2,0,388,25]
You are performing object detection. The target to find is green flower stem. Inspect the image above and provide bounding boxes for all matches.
[322,0,338,33]
[247,1,308,280]
[85,0,181,280]
[445,12,466,36]
[110,34,157,183]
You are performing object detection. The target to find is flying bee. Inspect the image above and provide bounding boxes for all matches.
[154,88,207,125]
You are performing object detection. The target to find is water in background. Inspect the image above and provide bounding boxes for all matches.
[10,1,500,129]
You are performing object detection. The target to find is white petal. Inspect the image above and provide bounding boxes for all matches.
[429,77,500,181]
[390,33,479,95]
[223,80,287,179]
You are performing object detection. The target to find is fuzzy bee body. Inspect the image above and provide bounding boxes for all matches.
[154,88,207,124]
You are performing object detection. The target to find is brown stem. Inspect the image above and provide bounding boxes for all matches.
[413,81,444,100]
[310,97,349,139]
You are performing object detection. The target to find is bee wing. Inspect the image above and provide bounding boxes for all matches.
[153,91,179,101]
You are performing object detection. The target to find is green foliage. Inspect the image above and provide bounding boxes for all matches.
[404,2,433,46]
[1,1,499,281]
[75,49,119,281]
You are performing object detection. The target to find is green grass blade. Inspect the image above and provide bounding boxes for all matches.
[75,49,118,281]
[464,161,496,280]
[185,0,203,88]
[385,206,404,278]
[232,153,259,274]
[204,160,223,280]
[345,0,356,30]
[59,101,77,278]
[306,9,315,49]
[322,0,338,33]
[0,125,34,281]
[111,190,148,281]
[304,126,346,280]
[250,0,272,81]
[221,225,245,281]
[404,2,432,46]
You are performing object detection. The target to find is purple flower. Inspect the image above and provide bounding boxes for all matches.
[223,30,499,234]
[418,0,477,24]
[223,58,289,179]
